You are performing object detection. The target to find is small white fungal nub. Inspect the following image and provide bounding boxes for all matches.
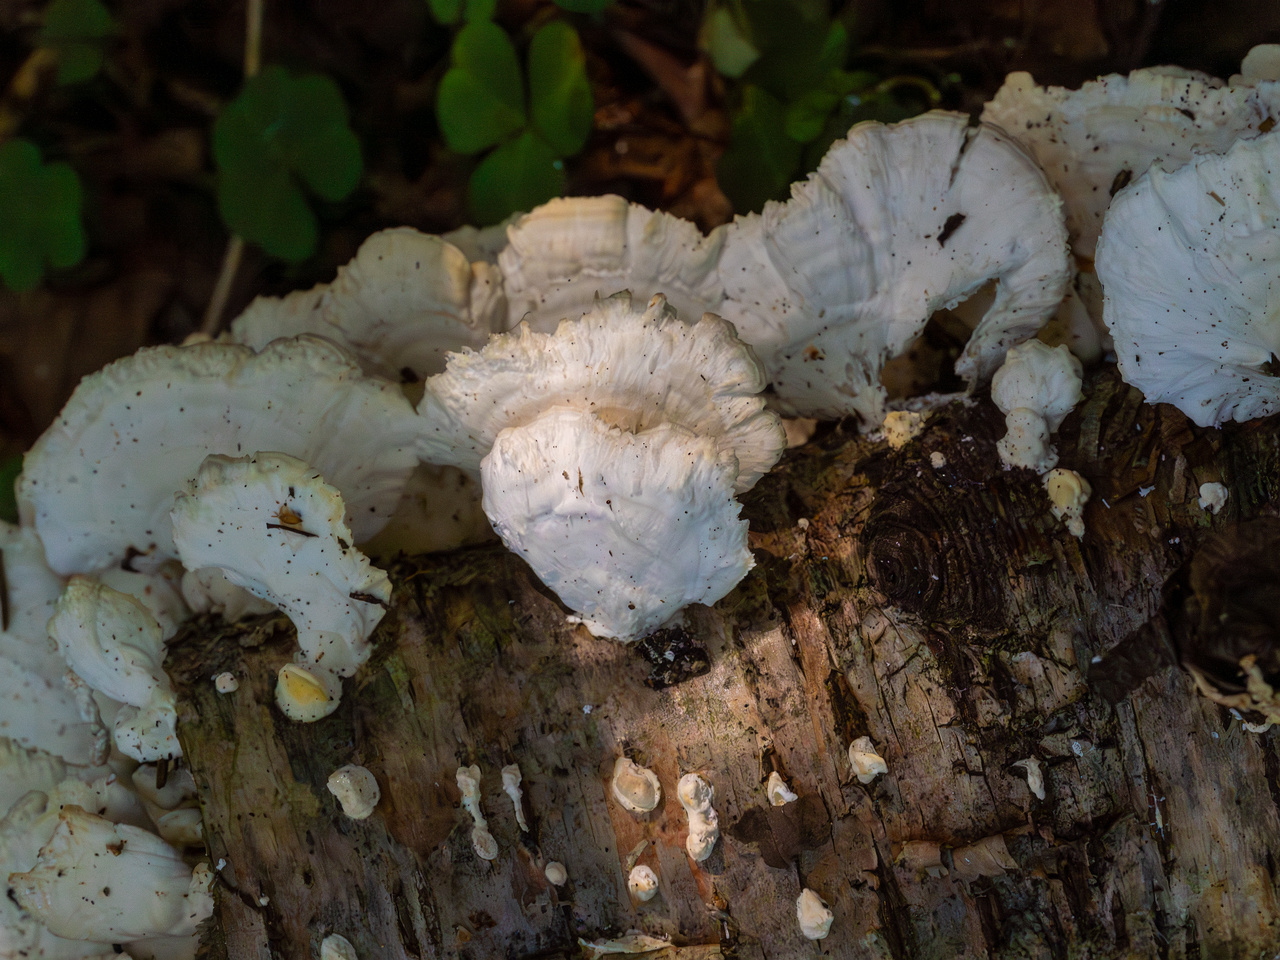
[796,888,834,940]
[327,764,381,820]
[214,672,238,694]
[544,861,568,886]
[677,772,719,862]
[456,765,498,860]
[1044,468,1091,538]
[848,736,888,784]
[321,933,359,960]
[502,763,529,832]
[1198,481,1229,515]
[611,758,662,814]
[766,771,798,806]
[627,864,659,902]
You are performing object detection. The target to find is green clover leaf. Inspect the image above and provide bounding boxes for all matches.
[528,20,593,157]
[213,65,362,262]
[437,22,527,154]
[716,85,801,213]
[468,131,565,226]
[0,139,86,292]
[39,0,119,85]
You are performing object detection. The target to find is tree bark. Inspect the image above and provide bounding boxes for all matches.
[167,369,1280,960]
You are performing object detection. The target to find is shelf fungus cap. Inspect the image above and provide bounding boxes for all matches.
[8,805,214,942]
[326,765,381,820]
[627,864,659,902]
[420,292,784,494]
[676,772,719,862]
[497,195,726,332]
[611,758,662,814]
[47,577,180,763]
[848,736,887,784]
[171,453,392,719]
[796,888,834,940]
[982,66,1280,263]
[17,336,422,576]
[483,408,754,639]
[718,111,1069,424]
[766,771,798,806]
[1096,130,1280,427]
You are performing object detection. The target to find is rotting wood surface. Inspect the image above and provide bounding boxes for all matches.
[168,368,1280,960]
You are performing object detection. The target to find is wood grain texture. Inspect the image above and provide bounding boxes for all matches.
[168,369,1280,959]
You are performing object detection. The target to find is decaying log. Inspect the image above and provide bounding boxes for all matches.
[168,369,1280,960]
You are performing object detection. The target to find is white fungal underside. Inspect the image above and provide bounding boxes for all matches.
[1096,128,1280,427]
[481,407,753,640]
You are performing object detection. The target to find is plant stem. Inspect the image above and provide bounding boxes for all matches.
[200,0,265,336]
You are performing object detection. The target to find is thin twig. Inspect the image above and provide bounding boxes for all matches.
[199,0,265,336]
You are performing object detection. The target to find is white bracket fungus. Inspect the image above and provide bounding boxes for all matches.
[1011,757,1046,800]
[327,765,381,820]
[610,758,662,815]
[848,736,888,784]
[420,293,784,640]
[1095,129,1280,427]
[47,578,180,763]
[456,764,498,861]
[170,453,392,722]
[497,195,726,332]
[544,861,568,886]
[766,771,798,806]
[990,340,1084,474]
[501,763,529,832]
[230,228,504,383]
[1044,468,1091,539]
[982,62,1280,353]
[17,336,422,576]
[627,864,659,902]
[1198,482,1229,515]
[8,805,214,943]
[717,111,1069,425]
[796,888,834,940]
[676,772,719,862]
[181,567,276,623]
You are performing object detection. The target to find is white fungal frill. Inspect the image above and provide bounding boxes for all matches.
[501,763,529,832]
[796,888,834,940]
[848,736,887,784]
[497,195,726,332]
[610,758,661,814]
[230,228,504,383]
[766,771,798,806]
[676,772,719,862]
[8,805,213,943]
[420,293,784,492]
[420,294,783,640]
[47,578,180,763]
[717,111,1069,425]
[1095,130,1280,427]
[170,453,392,721]
[1198,481,1229,515]
[990,340,1083,474]
[456,765,498,861]
[483,409,752,639]
[627,864,659,902]
[17,336,422,576]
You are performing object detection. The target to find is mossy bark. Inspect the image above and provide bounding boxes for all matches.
[168,369,1280,960]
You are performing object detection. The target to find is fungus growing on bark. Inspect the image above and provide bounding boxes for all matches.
[496,195,726,332]
[982,58,1280,354]
[1011,757,1046,800]
[848,736,887,784]
[544,861,568,886]
[795,888,834,940]
[456,765,498,861]
[171,452,392,723]
[17,336,421,576]
[1044,468,1091,538]
[676,772,719,862]
[1198,482,1229,515]
[321,933,359,960]
[627,864,659,902]
[1095,129,1280,427]
[717,111,1070,425]
[327,765,381,820]
[765,771,797,806]
[420,293,784,639]
[8,805,214,943]
[501,763,528,832]
[46,578,180,763]
[610,757,661,814]
[990,340,1084,473]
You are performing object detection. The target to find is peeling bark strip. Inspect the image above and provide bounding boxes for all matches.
[169,370,1280,959]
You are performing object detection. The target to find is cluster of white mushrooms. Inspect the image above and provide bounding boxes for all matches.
[0,43,1277,954]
